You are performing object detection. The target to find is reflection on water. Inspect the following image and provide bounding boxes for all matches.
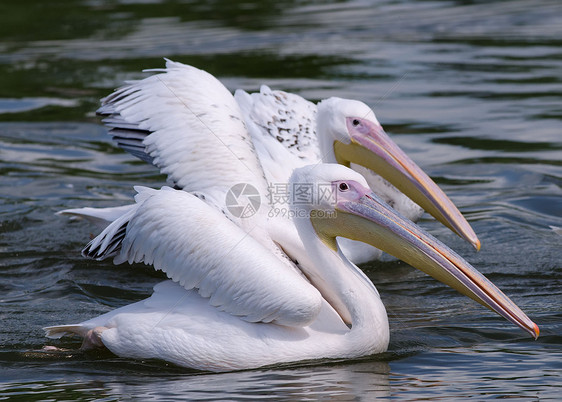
[1,0,561,399]
[2,360,391,399]
[391,343,562,399]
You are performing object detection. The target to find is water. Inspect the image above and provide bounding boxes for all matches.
[1,0,561,399]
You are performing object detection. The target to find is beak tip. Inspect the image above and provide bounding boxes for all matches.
[473,239,481,252]
[532,322,540,340]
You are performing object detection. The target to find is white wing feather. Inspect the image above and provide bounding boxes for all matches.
[83,186,322,327]
[235,85,319,184]
[234,85,319,161]
[57,205,135,226]
[99,59,267,201]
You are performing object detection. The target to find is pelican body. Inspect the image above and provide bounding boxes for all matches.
[46,165,538,372]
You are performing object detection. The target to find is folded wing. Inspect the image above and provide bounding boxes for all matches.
[84,186,322,327]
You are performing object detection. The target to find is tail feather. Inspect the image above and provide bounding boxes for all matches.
[43,324,87,339]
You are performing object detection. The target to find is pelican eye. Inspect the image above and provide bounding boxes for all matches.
[352,119,360,127]
[339,182,349,191]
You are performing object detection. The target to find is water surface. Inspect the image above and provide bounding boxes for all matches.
[1,0,561,399]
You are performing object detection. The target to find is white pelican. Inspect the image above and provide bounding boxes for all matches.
[93,60,479,264]
[62,60,487,327]
[45,164,538,372]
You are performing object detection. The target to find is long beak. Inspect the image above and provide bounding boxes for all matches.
[334,120,480,251]
[316,191,538,339]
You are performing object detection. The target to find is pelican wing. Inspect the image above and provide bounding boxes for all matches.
[57,205,135,226]
[97,59,267,198]
[84,186,322,327]
[235,85,320,184]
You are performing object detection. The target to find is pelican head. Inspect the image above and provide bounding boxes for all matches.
[290,164,539,339]
[316,98,480,251]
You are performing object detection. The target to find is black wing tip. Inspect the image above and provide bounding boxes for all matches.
[82,224,127,261]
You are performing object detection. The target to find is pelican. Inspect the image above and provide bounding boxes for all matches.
[61,59,501,332]
[45,164,538,372]
[91,60,479,264]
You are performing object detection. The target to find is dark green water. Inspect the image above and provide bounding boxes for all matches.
[1,0,561,399]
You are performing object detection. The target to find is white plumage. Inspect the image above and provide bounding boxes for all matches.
[47,165,538,371]
[47,166,392,371]
[235,85,423,221]
[85,186,321,327]
[91,60,480,264]
[98,61,267,215]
